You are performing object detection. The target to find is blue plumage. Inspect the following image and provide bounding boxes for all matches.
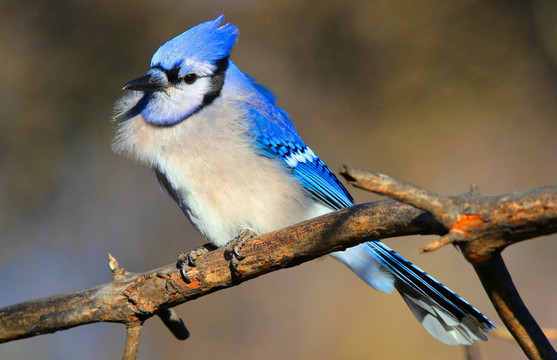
[114,15,495,346]
[246,104,354,209]
[151,15,238,72]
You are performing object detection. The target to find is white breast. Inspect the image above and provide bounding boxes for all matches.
[112,94,318,246]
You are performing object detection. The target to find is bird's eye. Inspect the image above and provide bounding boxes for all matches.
[183,73,198,84]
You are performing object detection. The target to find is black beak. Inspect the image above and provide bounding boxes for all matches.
[123,74,166,92]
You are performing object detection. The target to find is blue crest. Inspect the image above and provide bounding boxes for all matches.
[150,15,239,70]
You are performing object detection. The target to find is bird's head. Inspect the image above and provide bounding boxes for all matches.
[123,15,239,126]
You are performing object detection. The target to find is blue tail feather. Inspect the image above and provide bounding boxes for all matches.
[364,241,495,344]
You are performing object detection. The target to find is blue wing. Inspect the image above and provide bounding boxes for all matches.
[244,84,353,210]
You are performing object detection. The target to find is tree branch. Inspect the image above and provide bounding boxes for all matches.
[0,200,443,345]
[339,166,557,259]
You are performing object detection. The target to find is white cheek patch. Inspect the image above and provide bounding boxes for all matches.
[173,77,213,109]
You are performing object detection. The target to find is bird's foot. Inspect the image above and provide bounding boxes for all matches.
[176,244,216,283]
[225,229,257,275]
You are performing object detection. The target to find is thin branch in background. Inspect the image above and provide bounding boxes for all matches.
[493,328,557,342]
[464,343,481,360]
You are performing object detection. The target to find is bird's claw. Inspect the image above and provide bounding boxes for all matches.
[176,245,214,283]
[232,247,246,260]
[225,229,256,275]
[176,253,191,283]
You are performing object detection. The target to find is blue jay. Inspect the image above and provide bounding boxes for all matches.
[112,15,495,345]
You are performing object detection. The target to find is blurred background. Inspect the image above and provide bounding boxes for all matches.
[1,0,556,359]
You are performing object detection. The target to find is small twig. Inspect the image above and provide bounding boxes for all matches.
[420,232,461,253]
[108,253,120,273]
[109,253,126,279]
[157,309,189,340]
[123,322,143,360]
[339,166,457,223]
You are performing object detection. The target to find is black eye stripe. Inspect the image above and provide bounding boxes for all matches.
[150,65,182,84]
[166,66,180,82]
[200,56,228,106]
[151,64,214,85]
